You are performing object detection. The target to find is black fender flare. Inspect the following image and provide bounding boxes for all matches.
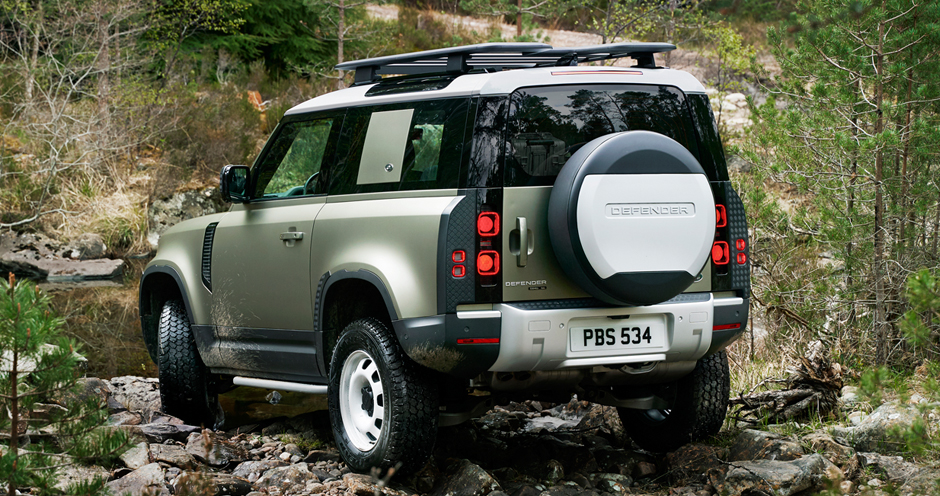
[139,265,195,363]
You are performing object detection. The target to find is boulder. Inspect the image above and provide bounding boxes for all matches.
[232,459,288,483]
[840,386,860,409]
[64,233,107,260]
[105,376,161,413]
[717,454,841,496]
[135,423,201,443]
[431,459,502,496]
[53,464,110,493]
[150,443,197,469]
[831,402,919,452]
[729,429,804,461]
[343,473,412,496]
[898,466,940,496]
[173,472,253,496]
[854,452,919,484]
[255,463,315,489]
[120,442,152,469]
[801,431,854,466]
[106,462,168,496]
[186,430,250,466]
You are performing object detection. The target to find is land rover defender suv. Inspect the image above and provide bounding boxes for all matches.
[139,42,750,474]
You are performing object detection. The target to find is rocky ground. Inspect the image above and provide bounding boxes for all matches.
[44,377,940,496]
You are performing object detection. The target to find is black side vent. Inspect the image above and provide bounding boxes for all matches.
[202,223,219,291]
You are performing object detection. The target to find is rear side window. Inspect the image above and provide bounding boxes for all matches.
[506,84,700,186]
[329,98,470,195]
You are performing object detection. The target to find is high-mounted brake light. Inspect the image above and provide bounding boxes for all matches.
[716,205,727,228]
[712,241,730,265]
[477,250,500,275]
[478,212,500,236]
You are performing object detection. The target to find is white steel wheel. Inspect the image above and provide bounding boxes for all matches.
[338,349,386,451]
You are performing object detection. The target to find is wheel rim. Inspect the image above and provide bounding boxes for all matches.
[339,350,385,452]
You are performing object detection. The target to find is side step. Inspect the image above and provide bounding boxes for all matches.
[232,376,329,394]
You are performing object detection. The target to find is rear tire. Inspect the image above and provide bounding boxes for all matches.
[328,318,438,475]
[157,300,223,428]
[618,351,729,452]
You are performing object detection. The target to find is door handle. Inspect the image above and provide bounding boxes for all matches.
[516,217,528,267]
[279,232,303,241]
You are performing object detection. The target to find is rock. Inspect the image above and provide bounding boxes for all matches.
[431,459,502,496]
[729,429,805,461]
[66,233,107,260]
[133,423,201,443]
[108,411,144,426]
[726,154,754,173]
[831,402,919,452]
[898,466,940,496]
[855,452,919,484]
[186,430,250,466]
[173,472,253,496]
[801,432,855,466]
[120,442,152,469]
[667,444,729,480]
[343,473,412,496]
[539,485,598,496]
[840,386,860,408]
[106,462,168,496]
[588,473,631,495]
[256,463,314,488]
[544,459,564,484]
[717,454,841,496]
[303,449,341,463]
[148,188,225,248]
[150,444,197,469]
[573,404,626,443]
[54,464,110,493]
[232,460,289,483]
[105,376,161,413]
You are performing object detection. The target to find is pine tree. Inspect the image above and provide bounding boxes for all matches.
[745,0,940,364]
[0,273,126,495]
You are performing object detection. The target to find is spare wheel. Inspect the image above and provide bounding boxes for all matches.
[548,131,715,306]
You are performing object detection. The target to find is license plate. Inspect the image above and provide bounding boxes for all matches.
[569,316,666,352]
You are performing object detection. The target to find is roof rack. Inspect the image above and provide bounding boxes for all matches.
[336,42,676,85]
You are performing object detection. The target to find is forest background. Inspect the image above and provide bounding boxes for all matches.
[1,0,939,420]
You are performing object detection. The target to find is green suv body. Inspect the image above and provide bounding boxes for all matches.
[140,42,750,473]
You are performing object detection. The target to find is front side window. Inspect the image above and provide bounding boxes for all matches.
[252,116,341,198]
[506,84,699,186]
[329,98,470,195]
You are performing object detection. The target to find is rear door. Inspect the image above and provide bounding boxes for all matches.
[501,84,706,302]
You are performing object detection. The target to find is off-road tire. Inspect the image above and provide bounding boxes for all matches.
[328,318,438,475]
[157,300,222,428]
[618,350,729,452]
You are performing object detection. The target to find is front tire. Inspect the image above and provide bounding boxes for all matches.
[157,299,222,428]
[618,351,730,452]
[328,318,438,475]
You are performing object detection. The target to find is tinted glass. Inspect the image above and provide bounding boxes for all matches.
[330,98,470,194]
[506,84,700,186]
[252,116,341,198]
[688,93,728,181]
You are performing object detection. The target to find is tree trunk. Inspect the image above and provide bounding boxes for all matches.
[873,6,887,364]
[517,0,522,37]
[96,2,111,124]
[25,2,42,106]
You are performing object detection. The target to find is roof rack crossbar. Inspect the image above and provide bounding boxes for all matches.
[337,42,676,85]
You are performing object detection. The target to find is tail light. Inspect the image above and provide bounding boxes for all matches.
[478,212,500,236]
[716,204,727,228]
[712,241,729,265]
[477,250,500,275]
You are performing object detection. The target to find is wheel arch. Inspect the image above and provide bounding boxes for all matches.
[139,265,194,363]
[316,269,399,374]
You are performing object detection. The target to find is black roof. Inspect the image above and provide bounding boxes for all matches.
[335,42,676,85]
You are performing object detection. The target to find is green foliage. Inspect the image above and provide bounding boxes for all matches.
[901,270,940,354]
[0,274,126,495]
[743,0,940,365]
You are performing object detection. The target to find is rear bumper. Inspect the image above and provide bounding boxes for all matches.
[393,293,748,378]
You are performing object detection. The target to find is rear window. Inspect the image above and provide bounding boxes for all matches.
[505,84,700,187]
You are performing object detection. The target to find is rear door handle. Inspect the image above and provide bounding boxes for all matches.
[516,217,528,267]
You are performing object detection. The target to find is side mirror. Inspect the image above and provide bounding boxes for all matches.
[220,165,250,203]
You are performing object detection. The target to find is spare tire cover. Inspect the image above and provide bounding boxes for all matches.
[548,131,715,306]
